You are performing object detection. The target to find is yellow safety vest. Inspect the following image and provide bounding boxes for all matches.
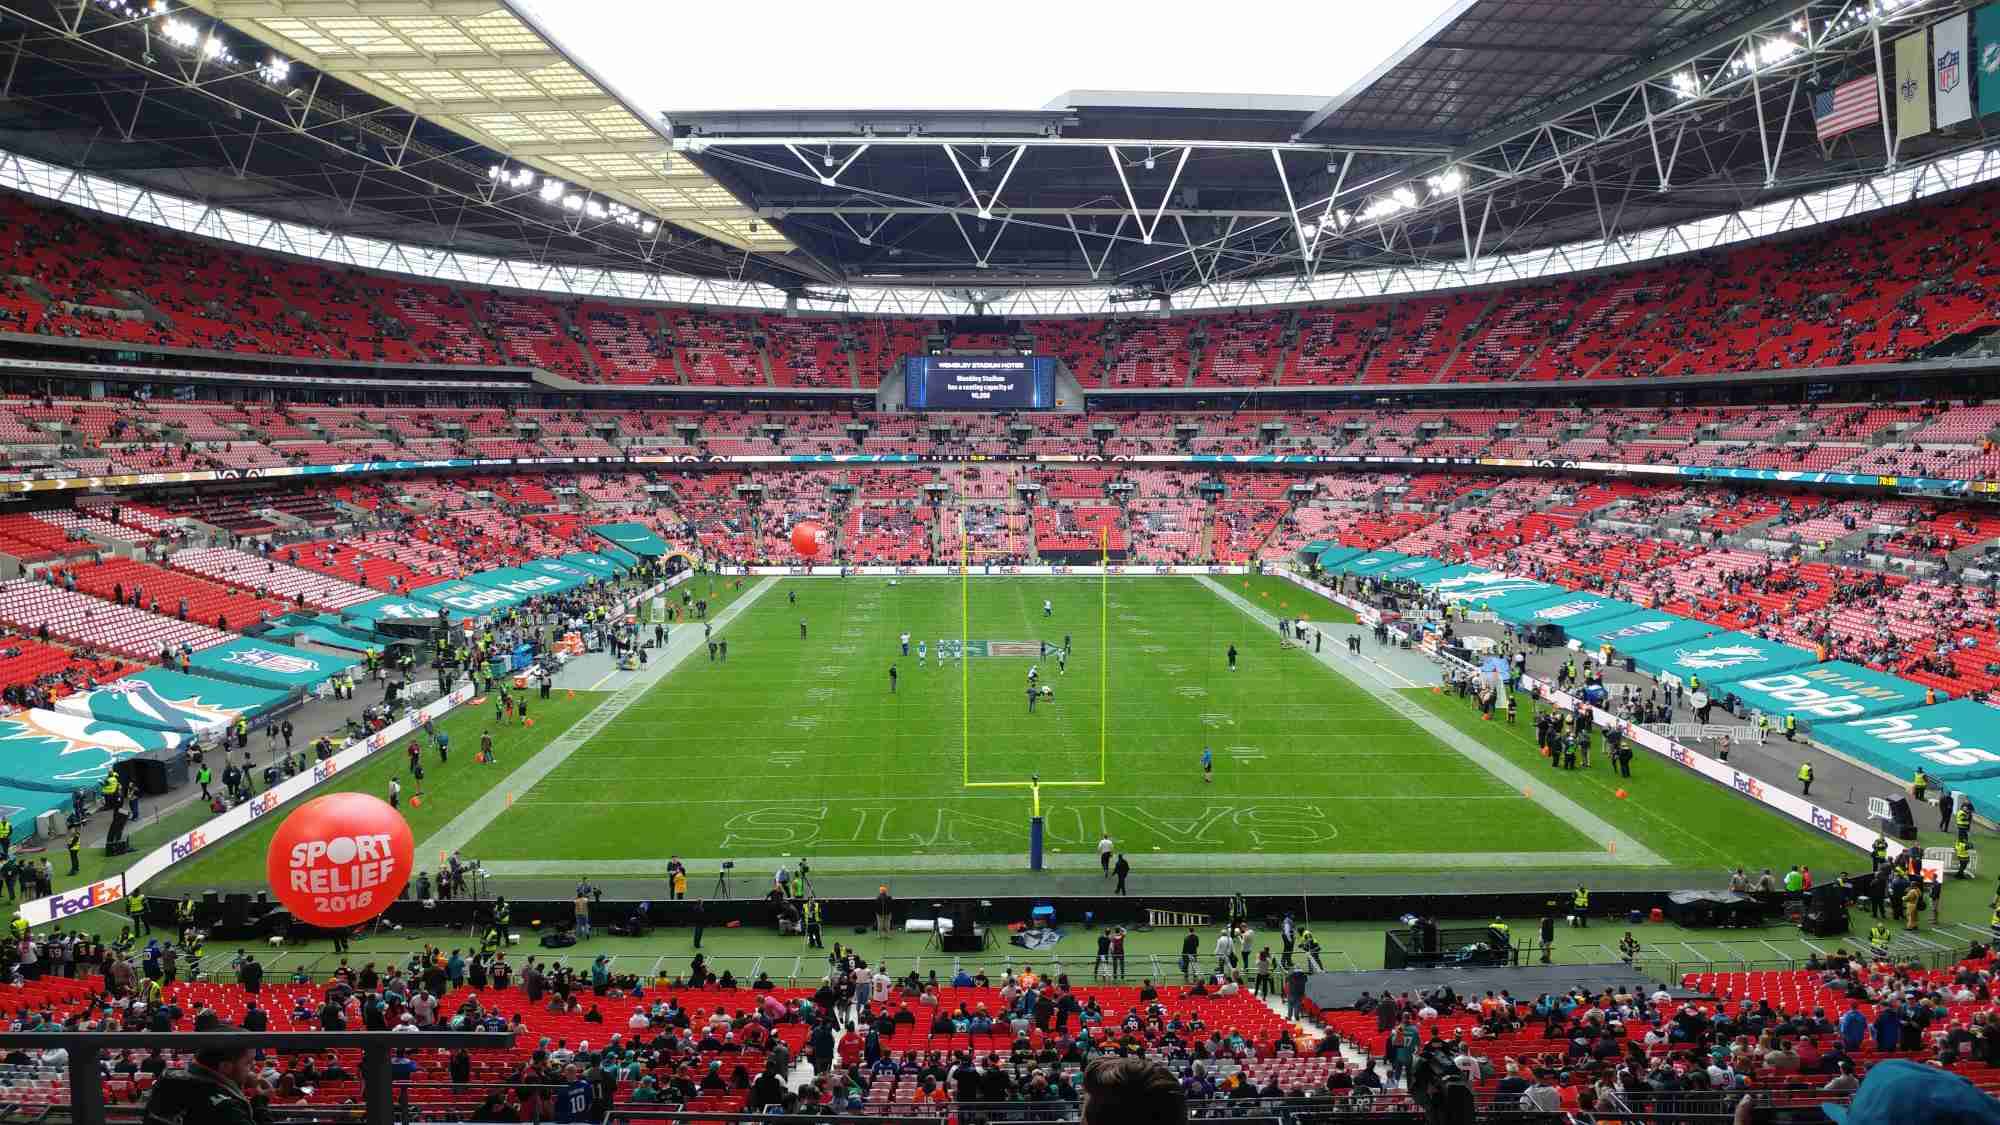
[1572,890,1589,909]
[1798,764,1813,782]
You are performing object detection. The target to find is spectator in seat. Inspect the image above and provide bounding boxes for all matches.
[1081,1056,1186,1125]
[139,1021,270,1125]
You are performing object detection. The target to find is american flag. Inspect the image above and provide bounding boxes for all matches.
[1813,76,1880,142]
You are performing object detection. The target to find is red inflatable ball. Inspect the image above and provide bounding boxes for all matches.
[790,521,828,558]
[265,792,414,928]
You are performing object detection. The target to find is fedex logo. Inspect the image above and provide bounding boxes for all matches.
[312,761,341,784]
[1733,772,1766,801]
[244,793,281,820]
[169,830,209,862]
[1668,744,1695,767]
[47,878,122,919]
[1810,808,1851,840]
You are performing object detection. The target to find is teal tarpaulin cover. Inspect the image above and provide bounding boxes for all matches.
[561,551,628,576]
[53,668,285,735]
[1718,660,1939,732]
[468,565,578,599]
[0,709,190,788]
[187,637,358,691]
[1813,699,2000,783]
[590,522,669,558]
[1336,551,1414,575]
[410,579,524,616]
[1627,630,1818,685]
[1496,593,1650,631]
[1567,611,1724,654]
[346,594,464,627]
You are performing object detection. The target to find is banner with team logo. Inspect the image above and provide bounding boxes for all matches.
[1628,630,1818,686]
[1312,546,1364,572]
[1936,13,1973,128]
[186,637,358,691]
[411,579,528,615]
[1492,593,1649,631]
[561,551,629,576]
[0,709,190,789]
[1567,611,1724,654]
[1330,550,1416,576]
[1898,28,1934,142]
[1717,661,1938,732]
[345,594,464,629]
[1813,698,2000,782]
[1373,556,1454,583]
[469,565,580,599]
[1419,568,1562,607]
[53,668,285,736]
[1978,4,2000,118]
[589,522,669,558]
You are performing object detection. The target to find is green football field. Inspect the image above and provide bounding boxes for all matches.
[451,573,1864,878]
[148,572,1868,890]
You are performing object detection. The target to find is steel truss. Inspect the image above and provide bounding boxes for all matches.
[678,0,1975,290]
[0,0,788,281]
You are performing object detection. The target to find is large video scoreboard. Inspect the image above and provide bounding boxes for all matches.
[902,355,1057,410]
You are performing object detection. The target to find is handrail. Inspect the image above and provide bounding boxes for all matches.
[0,1030,513,1125]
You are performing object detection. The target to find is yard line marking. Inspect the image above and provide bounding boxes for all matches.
[1193,575,1667,867]
[482,848,1647,876]
[509,793,1534,805]
[416,576,780,861]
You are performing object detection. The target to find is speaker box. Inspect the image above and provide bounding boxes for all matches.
[101,840,131,857]
[1877,796,1918,841]
[223,893,250,929]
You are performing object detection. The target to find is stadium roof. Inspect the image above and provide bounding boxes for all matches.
[1298,0,1744,142]
[0,0,1983,304]
[186,0,792,253]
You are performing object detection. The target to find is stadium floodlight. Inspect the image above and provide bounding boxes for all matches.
[538,179,564,203]
[256,57,291,85]
[159,17,200,49]
[1670,71,1699,101]
[488,165,503,181]
[640,221,659,236]
[562,194,583,211]
[1426,169,1464,197]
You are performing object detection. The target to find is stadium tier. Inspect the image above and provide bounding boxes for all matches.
[1,175,1998,388]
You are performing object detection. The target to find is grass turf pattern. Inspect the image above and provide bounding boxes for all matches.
[434,576,1864,876]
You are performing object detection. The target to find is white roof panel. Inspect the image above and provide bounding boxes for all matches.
[194,0,791,252]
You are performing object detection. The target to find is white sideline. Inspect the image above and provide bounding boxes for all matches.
[1193,575,1668,867]
[417,577,779,861]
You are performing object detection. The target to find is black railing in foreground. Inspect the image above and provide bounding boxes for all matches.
[0,1031,512,1125]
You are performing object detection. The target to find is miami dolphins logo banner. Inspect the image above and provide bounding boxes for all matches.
[54,669,285,735]
[0,708,190,787]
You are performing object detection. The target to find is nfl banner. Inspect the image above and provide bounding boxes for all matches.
[1936,14,1973,127]
[1897,28,1934,142]
[187,637,359,691]
[1979,4,2000,119]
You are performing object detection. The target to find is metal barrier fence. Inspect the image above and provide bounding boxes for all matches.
[0,1030,511,1125]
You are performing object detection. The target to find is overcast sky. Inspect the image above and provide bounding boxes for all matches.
[515,0,1470,113]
